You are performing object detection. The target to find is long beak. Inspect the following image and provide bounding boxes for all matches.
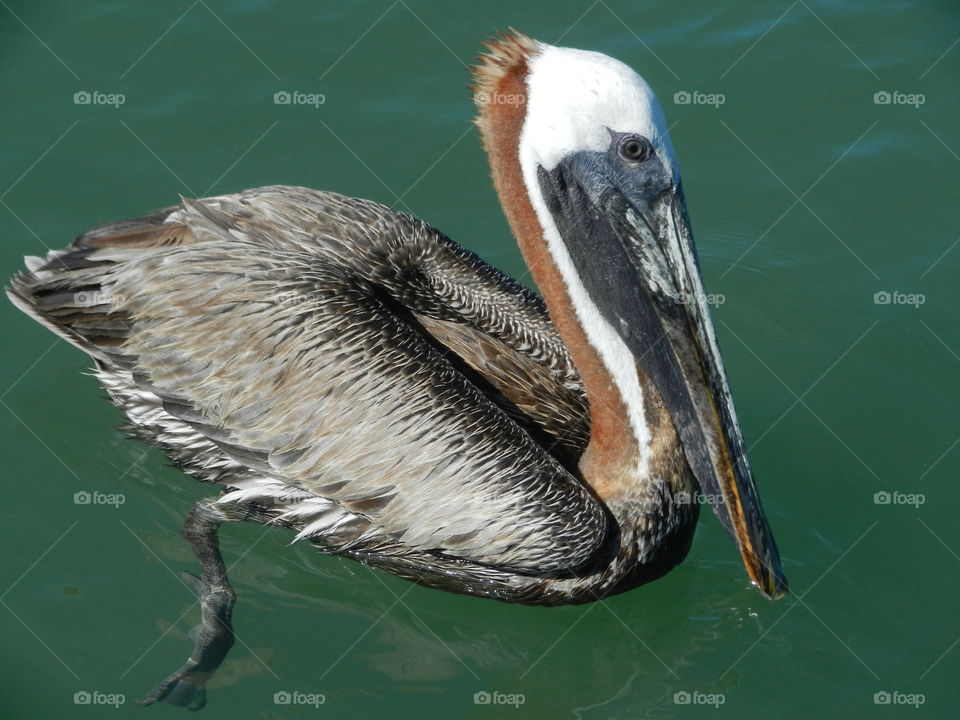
[538,156,788,599]
[649,188,788,599]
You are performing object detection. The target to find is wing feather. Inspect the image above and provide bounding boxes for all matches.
[8,187,606,575]
[114,243,604,572]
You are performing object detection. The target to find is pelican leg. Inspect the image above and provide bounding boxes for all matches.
[140,498,260,711]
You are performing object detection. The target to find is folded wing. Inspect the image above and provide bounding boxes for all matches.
[8,187,606,575]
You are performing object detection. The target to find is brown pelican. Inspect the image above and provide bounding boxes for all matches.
[7,30,786,709]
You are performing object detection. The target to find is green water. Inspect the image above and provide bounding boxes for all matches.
[1,1,957,718]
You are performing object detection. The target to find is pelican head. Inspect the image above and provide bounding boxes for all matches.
[474,31,787,598]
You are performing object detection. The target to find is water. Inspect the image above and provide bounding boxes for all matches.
[1,1,957,717]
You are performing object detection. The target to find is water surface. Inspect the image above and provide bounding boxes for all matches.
[1,1,957,718]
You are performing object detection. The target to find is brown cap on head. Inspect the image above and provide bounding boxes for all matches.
[470,30,541,154]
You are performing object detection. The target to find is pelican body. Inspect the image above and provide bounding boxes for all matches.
[8,32,786,708]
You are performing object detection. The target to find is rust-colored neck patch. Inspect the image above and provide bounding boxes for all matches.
[471,32,643,502]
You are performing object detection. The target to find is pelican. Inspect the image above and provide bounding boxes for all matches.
[7,30,786,709]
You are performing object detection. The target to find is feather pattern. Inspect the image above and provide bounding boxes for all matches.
[8,185,697,603]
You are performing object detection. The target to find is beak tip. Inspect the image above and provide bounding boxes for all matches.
[756,569,789,600]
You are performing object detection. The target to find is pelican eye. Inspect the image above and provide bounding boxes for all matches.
[618,135,653,162]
